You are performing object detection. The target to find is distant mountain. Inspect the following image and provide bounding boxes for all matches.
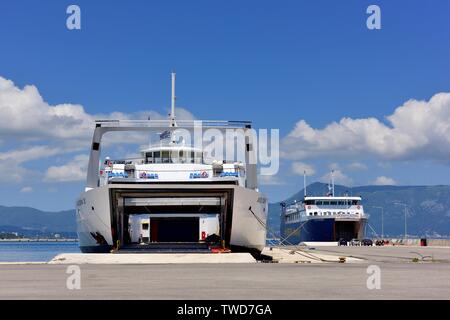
[0,205,76,237]
[268,182,450,238]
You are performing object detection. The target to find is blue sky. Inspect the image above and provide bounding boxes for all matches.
[1,0,450,210]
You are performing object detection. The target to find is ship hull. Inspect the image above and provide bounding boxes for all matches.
[281,218,367,244]
[76,183,267,254]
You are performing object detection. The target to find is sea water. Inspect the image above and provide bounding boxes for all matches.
[0,241,80,262]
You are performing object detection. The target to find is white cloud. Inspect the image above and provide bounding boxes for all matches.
[0,77,91,142]
[282,93,450,165]
[44,154,89,182]
[372,176,397,185]
[259,174,286,186]
[0,75,195,145]
[0,146,65,163]
[320,169,353,186]
[347,162,368,171]
[0,159,31,183]
[0,75,196,184]
[328,163,340,171]
[291,162,316,176]
[20,186,33,193]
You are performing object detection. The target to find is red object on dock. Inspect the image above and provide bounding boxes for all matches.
[210,247,231,253]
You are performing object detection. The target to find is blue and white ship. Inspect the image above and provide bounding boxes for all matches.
[280,172,367,243]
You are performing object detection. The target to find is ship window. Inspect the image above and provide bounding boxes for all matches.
[314,212,317,216]
[194,152,203,164]
[152,151,160,163]
[323,201,329,205]
[142,223,149,230]
[316,201,322,205]
[180,150,193,163]
[162,151,170,163]
[170,150,179,163]
[179,150,187,163]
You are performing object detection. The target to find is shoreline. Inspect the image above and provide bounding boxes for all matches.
[0,239,78,242]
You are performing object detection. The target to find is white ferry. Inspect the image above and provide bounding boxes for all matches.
[76,73,268,256]
[280,173,367,243]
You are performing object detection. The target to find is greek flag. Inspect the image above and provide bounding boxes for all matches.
[159,130,171,140]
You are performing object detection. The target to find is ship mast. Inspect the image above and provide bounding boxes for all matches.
[331,170,335,197]
[327,170,335,197]
[303,170,307,198]
[170,71,177,127]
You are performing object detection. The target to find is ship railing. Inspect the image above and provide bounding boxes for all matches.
[314,205,355,209]
[105,157,145,165]
[95,119,252,129]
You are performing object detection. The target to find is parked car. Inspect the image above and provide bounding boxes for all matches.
[350,238,360,246]
[375,239,386,246]
[361,239,373,246]
[338,238,347,246]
